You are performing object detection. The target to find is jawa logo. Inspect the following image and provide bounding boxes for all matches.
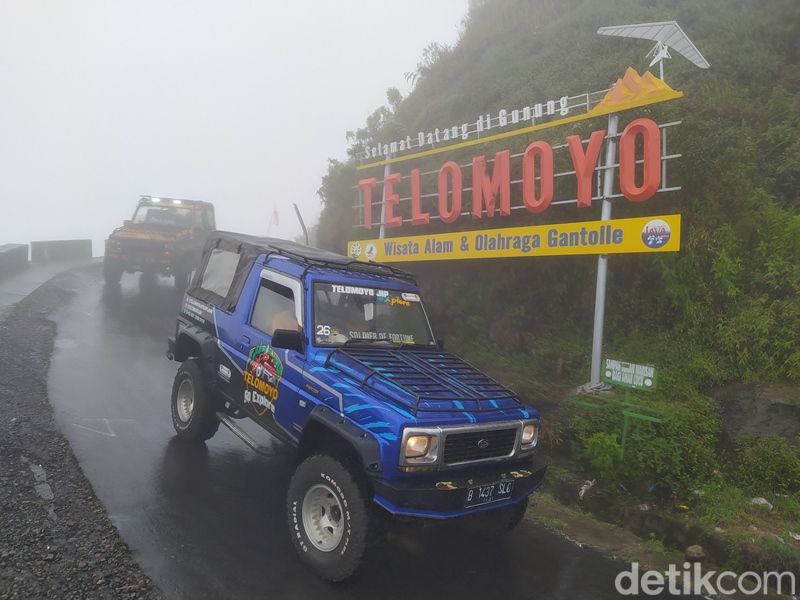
[641,218,671,249]
[244,345,283,417]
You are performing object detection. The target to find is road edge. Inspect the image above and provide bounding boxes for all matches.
[0,269,162,599]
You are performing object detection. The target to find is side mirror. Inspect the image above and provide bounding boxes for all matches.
[271,329,303,352]
[436,338,445,351]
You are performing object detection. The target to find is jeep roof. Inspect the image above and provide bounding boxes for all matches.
[194,231,419,312]
[138,195,213,209]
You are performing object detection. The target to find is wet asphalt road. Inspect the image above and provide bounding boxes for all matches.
[47,266,632,600]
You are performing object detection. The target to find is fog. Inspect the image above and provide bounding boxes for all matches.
[0,0,466,255]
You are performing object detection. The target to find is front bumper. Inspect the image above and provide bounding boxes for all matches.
[106,251,174,270]
[371,456,546,519]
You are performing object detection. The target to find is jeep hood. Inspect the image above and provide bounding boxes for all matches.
[326,347,524,415]
[109,224,191,243]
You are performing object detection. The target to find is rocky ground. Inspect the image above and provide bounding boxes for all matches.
[0,272,160,599]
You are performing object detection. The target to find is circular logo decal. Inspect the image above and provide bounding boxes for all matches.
[641,219,671,249]
[350,242,361,259]
[477,438,490,449]
[365,243,377,261]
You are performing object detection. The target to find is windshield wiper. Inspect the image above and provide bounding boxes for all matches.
[341,338,383,347]
[340,338,431,349]
[339,338,392,348]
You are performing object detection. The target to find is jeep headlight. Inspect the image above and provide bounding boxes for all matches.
[405,434,430,458]
[400,429,440,465]
[520,421,539,450]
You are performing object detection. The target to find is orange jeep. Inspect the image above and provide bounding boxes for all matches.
[104,196,215,289]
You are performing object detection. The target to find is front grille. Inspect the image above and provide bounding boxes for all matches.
[442,427,518,465]
[120,240,165,253]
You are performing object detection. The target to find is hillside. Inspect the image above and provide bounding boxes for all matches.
[318,0,800,394]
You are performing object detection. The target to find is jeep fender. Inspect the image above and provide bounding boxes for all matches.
[173,324,218,379]
[302,405,383,474]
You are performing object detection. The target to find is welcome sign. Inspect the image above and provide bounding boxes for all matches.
[349,68,684,261]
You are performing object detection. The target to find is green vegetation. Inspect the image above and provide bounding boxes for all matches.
[536,516,569,532]
[734,436,800,496]
[646,533,666,554]
[563,393,719,492]
[316,0,800,568]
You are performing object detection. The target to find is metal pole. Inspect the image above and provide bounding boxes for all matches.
[378,160,391,240]
[293,203,309,245]
[589,113,619,387]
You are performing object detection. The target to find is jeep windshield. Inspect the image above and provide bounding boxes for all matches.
[132,205,192,227]
[313,282,435,347]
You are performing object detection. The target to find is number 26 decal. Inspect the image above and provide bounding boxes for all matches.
[316,324,331,336]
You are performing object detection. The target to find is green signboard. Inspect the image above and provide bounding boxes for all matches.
[602,358,657,391]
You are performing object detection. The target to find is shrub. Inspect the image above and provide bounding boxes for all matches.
[733,436,800,496]
[563,394,720,493]
[695,481,748,527]
[582,432,623,482]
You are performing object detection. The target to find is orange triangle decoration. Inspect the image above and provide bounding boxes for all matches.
[590,67,682,116]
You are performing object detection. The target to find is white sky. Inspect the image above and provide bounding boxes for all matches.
[0,0,466,254]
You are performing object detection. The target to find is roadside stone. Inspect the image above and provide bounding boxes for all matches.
[750,497,773,510]
[685,544,704,563]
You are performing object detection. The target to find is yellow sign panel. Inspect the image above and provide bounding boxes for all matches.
[348,215,681,263]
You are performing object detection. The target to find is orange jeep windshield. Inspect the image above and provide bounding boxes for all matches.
[132,205,192,227]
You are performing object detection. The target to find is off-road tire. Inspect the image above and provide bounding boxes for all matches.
[103,258,124,285]
[462,497,529,537]
[287,454,380,582]
[171,359,219,442]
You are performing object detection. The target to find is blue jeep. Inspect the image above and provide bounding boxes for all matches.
[167,232,546,581]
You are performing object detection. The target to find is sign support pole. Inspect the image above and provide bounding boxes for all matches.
[378,160,391,240]
[589,113,619,387]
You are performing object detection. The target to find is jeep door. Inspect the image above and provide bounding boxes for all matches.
[230,269,306,440]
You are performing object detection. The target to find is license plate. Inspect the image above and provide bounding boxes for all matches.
[464,480,514,508]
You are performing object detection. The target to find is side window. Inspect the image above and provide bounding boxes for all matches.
[205,205,216,229]
[251,280,298,336]
[199,249,239,298]
[192,209,204,228]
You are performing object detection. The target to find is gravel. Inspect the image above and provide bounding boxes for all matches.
[0,272,161,599]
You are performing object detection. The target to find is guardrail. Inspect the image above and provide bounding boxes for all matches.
[30,240,92,262]
[0,244,29,280]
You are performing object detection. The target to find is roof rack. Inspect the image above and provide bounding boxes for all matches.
[265,243,416,282]
[208,231,416,283]
[139,195,208,205]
